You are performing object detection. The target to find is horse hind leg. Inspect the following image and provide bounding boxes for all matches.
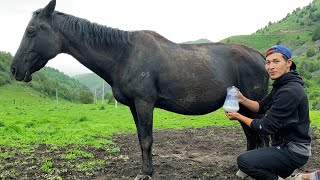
[238,106,270,150]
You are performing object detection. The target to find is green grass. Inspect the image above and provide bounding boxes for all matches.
[1,83,319,149]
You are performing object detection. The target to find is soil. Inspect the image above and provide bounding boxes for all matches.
[1,126,319,180]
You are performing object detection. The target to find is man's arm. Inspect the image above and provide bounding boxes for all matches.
[238,91,260,113]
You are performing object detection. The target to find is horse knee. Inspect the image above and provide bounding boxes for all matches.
[141,136,153,149]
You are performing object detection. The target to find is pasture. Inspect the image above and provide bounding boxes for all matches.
[0,83,319,179]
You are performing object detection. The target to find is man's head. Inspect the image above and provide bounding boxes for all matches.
[265,45,295,80]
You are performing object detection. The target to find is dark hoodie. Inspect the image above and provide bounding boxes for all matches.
[250,71,311,156]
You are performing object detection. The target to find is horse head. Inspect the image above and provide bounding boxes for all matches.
[11,0,61,82]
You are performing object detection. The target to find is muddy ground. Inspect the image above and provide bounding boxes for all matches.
[2,126,319,179]
[101,126,320,180]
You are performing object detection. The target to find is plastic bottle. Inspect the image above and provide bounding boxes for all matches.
[223,86,239,112]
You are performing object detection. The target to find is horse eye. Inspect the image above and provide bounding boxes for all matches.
[27,29,36,37]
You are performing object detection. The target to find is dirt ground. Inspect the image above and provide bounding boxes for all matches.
[2,126,319,179]
[99,126,320,180]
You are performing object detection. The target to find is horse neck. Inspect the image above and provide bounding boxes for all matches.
[54,13,131,85]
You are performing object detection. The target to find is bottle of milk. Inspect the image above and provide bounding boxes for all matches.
[223,86,239,112]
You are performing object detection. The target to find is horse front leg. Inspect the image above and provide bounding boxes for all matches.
[131,99,154,180]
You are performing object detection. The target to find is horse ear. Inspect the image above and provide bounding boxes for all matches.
[43,0,56,16]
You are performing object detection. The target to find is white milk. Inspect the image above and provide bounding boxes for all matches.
[223,86,239,112]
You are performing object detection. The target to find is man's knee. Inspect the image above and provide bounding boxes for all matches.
[237,153,249,171]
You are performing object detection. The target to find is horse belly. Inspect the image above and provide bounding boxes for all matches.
[155,91,225,115]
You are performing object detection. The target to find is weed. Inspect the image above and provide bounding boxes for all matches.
[78,116,88,122]
[5,125,22,134]
[75,160,105,172]
[62,149,94,160]
[0,169,19,179]
[25,121,35,128]
[40,159,54,173]
[106,145,120,153]
[0,152,9,158]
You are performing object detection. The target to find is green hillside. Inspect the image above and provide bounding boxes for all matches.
[0,51,93,103]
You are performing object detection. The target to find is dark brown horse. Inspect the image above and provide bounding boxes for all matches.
[11,0,269,179]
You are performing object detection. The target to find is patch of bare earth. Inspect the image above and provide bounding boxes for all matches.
[98,126,319,180]
[1,126,319,180]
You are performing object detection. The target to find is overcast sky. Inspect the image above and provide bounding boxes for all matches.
[0,0,313,76]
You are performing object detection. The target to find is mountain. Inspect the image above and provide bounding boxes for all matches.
[182,38,213,44]
[72,73,111,92]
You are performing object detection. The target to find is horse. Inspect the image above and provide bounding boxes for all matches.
[11,0,269,179]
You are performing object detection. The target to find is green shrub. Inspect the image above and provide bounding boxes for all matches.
[312,101,320,110]
[306,47,316,57]
[0,121,5,127]
[312,25,320,41]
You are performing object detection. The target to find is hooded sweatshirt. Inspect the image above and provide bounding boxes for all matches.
[250,71,311,156]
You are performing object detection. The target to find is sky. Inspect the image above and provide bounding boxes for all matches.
[0,0,314,76]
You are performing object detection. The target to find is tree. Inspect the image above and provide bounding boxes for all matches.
[312,25,320,41]
[79,90,94,104]
[312,101,320,110]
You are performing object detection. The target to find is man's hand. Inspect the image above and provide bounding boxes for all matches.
[225,111,241,120]
[225,111,253,127]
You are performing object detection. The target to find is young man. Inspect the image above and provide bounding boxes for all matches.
[225,45,311,180]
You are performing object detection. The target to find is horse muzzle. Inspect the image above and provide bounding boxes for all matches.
[11,66,32,82]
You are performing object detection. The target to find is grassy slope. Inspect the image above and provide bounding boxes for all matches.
[220,1,318,54]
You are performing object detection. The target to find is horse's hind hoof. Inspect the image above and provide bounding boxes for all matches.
[134,175,152,180]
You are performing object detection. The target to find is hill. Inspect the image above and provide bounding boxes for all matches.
[182,38,213,44]
[72,73,111,93]
[220,0,320,110]
[0,51,93,103]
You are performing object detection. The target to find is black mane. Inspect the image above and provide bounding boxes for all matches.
[54,11,132,48]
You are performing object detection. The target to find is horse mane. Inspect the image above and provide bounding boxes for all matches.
[53,11,132,48]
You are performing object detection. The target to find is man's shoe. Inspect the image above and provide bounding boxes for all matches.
[236,169,248,179]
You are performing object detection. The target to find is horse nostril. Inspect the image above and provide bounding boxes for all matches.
[11,67,16,76]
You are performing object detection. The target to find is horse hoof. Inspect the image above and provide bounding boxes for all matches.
[134,175,152,180]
